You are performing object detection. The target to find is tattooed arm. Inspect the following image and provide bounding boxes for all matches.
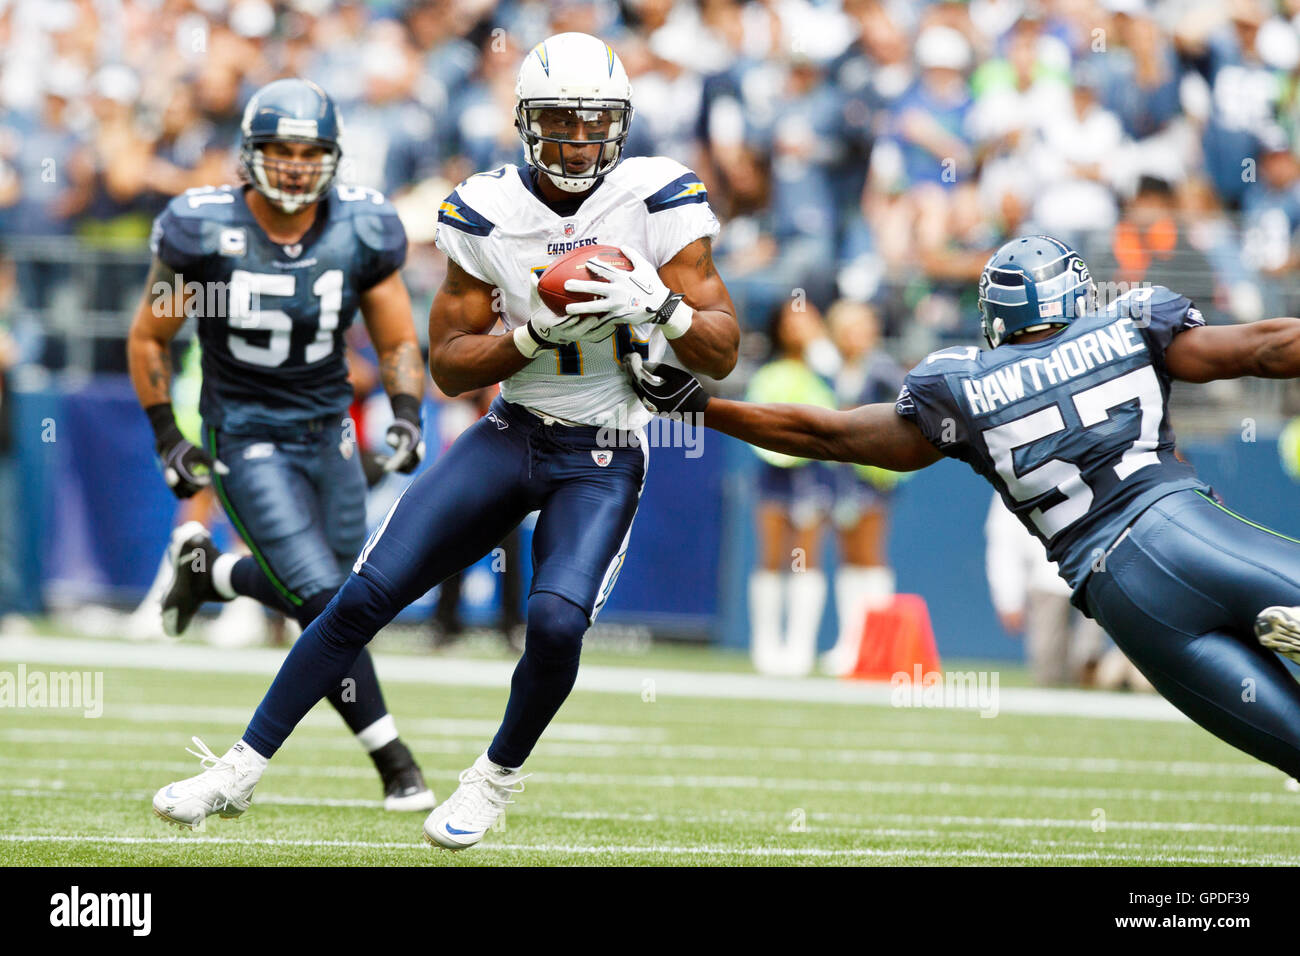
[360,268,426,403]
[655,237,740,380]
[127,257,228,496]
[127,257,185,409]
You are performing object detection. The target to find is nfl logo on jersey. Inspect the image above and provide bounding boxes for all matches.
[563,222,576,237]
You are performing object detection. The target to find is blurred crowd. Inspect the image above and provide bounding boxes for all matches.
[6,0,1300,360]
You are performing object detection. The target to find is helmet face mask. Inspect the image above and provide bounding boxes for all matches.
[238,78,342,215]
[241,138,340,214]
[978,236,1096,348]
[516,99,631,192]
[514,34,634,195]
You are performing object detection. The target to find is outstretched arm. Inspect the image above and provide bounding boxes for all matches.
[1165,318,1300,383]
[625,356,941,470]
[704,397,942,471]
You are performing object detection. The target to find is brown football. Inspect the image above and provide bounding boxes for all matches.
[537,243,633,317]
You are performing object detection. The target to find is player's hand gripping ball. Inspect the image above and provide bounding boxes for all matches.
[537,244,636,342]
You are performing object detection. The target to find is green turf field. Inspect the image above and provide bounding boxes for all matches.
[2,631,1298,866]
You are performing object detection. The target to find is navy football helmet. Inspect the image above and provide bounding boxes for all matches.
[239,79,342,214]
[977,236,1096,348]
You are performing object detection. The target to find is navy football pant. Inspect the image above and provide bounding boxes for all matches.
[205,420,391,739]
[242,398,647,765]
[1085,489,1300,778]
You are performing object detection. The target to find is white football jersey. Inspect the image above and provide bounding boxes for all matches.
[433,156,721,428]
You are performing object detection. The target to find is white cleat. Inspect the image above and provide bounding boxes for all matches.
[1255,606,1300,665]
[153,737,264,831]
[423,753,529,850]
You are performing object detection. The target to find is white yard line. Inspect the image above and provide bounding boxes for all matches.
[538,807,1300,836]
[0,634,1185,721]
[1,833,1292,865]
[5,785,1299,838]
[1,701,1013,749]
[0,725,1275,779]
[0,755,1291,805]
[0,708,665,744]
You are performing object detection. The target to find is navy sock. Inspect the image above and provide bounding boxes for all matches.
[325,648,390,737]
[242,573,398,758]
[230,556,297,617]
[488,592,588,768]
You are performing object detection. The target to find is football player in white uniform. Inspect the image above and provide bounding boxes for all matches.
[151,32,739,848]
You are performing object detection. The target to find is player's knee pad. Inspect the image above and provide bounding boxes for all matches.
[524,591,588,665]
[318,572,400,649]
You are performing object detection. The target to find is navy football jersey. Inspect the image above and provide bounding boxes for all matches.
[895,286,1212,596]
[150,184,406,433]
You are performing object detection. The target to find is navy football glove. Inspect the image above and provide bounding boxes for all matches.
[146,403,228,499]
[624,354,710,416]
[380,394,425,474]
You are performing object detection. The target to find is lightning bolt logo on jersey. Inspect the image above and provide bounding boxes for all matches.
[433,158,719,428]
[895,285,1211,600]
[149,183,407,433]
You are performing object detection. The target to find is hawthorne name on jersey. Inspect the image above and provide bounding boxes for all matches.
[962,316,1148,415]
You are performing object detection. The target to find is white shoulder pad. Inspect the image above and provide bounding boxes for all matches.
[434,168,518,284]
[609,156,699,201]
[611,156,719,266]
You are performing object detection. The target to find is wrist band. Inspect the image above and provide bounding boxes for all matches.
[145,402,179,442]
[514,323,547,358]
[660,298,694,340]
[390,393,421,426]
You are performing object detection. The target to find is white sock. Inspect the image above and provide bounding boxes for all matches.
[227,739,269,775]
[860,565,896,609]
[748,570,784,674]
[480,752,522,775]
[830,565,873,658]
[826,565,895,671]
[356,714,398,753]
[783,570,826,677]
[211,553,239,601]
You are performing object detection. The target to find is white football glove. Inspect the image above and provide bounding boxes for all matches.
[513,271,623,357]
[563,246,695,339]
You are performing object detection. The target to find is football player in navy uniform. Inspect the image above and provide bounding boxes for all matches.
[149,33,740,845]
[128,79,434,812]
[628,234,1300,783]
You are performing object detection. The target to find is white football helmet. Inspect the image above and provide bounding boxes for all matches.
[515,32,633,194]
